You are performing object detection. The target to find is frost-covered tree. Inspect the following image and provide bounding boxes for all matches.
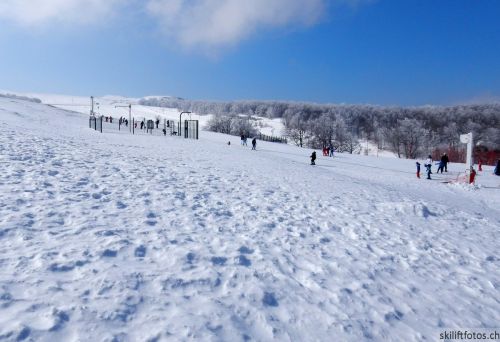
[398,118,429,159]
[140,96,500,156]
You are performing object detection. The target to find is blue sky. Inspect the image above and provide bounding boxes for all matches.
[0,0,499,106]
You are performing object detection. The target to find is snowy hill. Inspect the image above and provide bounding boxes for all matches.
[0,97,499,341]
[0,91,285,138]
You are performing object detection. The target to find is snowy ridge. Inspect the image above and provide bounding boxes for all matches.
[0,97,499,341]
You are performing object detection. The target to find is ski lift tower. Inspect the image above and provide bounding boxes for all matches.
[460,132,474,176]
[179,111,191,136]
[115,104,132,132]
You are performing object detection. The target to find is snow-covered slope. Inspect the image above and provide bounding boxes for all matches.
[0,97,499,341]
[1,91,286,137]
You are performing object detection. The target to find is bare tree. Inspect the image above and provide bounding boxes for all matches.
[399,118,428,159]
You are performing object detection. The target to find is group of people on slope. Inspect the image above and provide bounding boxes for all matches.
[322,144,334,157]
[118,117,128,127]
[416,153,449,180]
[233,134,257,150]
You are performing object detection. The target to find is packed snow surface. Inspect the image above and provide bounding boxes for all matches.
[0,97,499,341]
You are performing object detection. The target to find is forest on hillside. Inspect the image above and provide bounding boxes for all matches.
[139,97,500,159]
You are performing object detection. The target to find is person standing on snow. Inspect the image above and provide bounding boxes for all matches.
[251,138,257,150]
[329,143,334,157]
[437,158,445,174]
[441,153,449,172]
[241,134,245,146]
[416,162,421,178]
[424,155,433,179]
[310,151,317,165]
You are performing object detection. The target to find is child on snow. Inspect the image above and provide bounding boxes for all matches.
[424,155,433,180]
[437,159,445,173]
[310,151,317,165]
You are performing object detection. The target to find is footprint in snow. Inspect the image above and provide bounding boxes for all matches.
[102,249,117,258]
[319,237,331,244]
[262,292,279,307]
[49,310,70,332]
[236,255,251,267]
[145,219,157,226]
[17,327,31,341]
[384,310,404,323]
[238,246,254,254]
[116,201,127,209]
[186,252,196,264]
[135,246,146,258]
[211,257,227,266]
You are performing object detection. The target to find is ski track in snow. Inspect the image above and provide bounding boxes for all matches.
[0,97,499,341]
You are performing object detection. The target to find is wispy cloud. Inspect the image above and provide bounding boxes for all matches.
[0,0,371,51]
[0,0,124,26]
[146,0,326,50]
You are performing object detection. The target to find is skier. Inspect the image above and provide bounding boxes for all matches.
[156,119,160,129]
[251,138,257,150]
[424,155,433,180]
[109,116,113,123]
[416,161,421,179]
[329,144,334,157]
[310,151,317,165]
[243,136,248,146]
[140,121,144,130]
[241,134,245,146]
[441,153,449,172]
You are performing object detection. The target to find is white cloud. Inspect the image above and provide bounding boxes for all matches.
[0,0,371,52]
[146,0,326,50]
[0,0,123,26]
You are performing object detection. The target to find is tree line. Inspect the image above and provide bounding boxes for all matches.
[139,97,500,158]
